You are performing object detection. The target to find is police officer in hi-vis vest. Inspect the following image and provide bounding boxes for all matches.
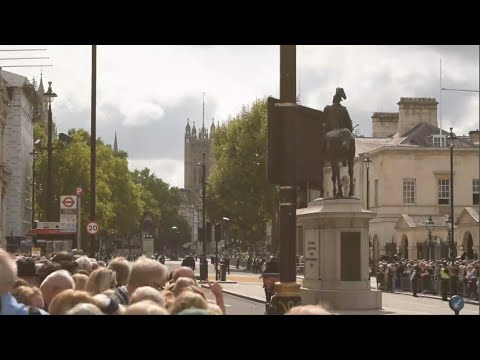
[439,262,450,301]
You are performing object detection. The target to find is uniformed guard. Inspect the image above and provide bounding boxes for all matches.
[439,262,450,301]
[260,257,279,315]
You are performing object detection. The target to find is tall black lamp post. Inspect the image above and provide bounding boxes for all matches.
[43,82,57,221]
[364,155,372,210]
[426,215,435,260]
[30,139,41,229]
[198,152,208,281]
[445,215,453,261]
[89,45,97,258]
[446,127,456,266]
[171,226,180,257]
[222,216,230,251]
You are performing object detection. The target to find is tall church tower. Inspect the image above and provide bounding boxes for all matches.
[184,99,216,204]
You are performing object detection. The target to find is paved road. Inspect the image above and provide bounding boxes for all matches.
[165,260,265,315]
[166,260,479,315]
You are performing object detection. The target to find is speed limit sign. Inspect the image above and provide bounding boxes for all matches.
[86,221,99,235]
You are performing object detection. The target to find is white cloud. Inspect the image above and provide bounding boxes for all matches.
[2,45,478,184]
[128,158,184,188]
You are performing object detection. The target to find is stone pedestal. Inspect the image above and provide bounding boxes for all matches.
[297,197,382,310]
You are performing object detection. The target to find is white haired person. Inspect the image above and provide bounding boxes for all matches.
[40,270,76,311]
[0,249,48,315]
[110,256,168,305]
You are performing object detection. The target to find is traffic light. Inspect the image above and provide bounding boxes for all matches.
[206,222,212,243]
[215,223,221,243]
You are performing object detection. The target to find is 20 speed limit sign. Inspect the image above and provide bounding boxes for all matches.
[86,221,99,235]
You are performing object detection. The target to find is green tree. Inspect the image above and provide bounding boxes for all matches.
[131,168,190,249]
[206,98,278,250]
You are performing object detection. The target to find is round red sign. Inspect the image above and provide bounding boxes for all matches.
[62,196,75,208]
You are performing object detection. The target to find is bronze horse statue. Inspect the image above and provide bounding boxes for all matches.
[318,88,356,198]
[318,129,356,198]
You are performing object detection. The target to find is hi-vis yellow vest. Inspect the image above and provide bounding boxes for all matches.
[440,268,450,280]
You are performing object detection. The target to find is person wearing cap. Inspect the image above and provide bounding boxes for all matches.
[260,257,279,315]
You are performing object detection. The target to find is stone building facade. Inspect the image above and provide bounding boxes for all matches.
[305,97,479,260]
[1,70,42,244]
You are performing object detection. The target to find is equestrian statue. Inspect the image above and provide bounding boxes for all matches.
[318,87,356,198]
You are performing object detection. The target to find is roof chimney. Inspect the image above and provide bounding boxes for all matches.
[398,97,438,137]
[469,129,480,145]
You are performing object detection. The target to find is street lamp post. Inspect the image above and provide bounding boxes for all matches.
[269,44,302,315]
[426,216,435,260]
[446,127,456,266]
[43,82,57,222]
[90,45,97,258]
[222,216,230,251]
[446,215,452,260]
[364,155,372,210]
[364,156,373,277]
[29,139,41,229]
[198,152,208,281]
[171,226,180,257]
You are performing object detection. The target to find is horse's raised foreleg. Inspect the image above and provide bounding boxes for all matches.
[348,158,354,197]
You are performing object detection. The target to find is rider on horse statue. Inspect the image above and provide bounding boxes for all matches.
[318,88,356,198]
[323,87,353,134]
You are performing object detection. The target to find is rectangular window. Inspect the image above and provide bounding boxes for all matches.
[374,179,378,207]
[473,179,479,205]
[438,179,450,205]
[433,135,446,148]
[403,179,415,204]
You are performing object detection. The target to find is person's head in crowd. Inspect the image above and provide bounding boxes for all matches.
[129,286,166,308]
[11,286,44,309]
[170,291,208,315]
[169,277,196,297]
[75,256,93,274]
[66,303,104,315]
[89,258,98,272]
[93,294,125,315]
[57,260,78,275]
[48,289,99,315]
[16,257,37,286]
[85,268,116,295]
[97,261,106,268]
[40,270,76,308]
[172,267,195,282]
[124,300,170,315]
[76,269,90,276]
[102,289,115,297]
[52,251,74,263]
[13,278,30,289]
[127,256,168,296]
[189,286,207,301]
[176,308,210,315]
[285,305,331,315]
[162,290,176,311]
[72,273,89,291]
[206,302,223,315]
[107,257,130,287]
[0,249,18,294]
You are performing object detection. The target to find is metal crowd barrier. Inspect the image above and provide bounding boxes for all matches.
[376,275,478,300]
